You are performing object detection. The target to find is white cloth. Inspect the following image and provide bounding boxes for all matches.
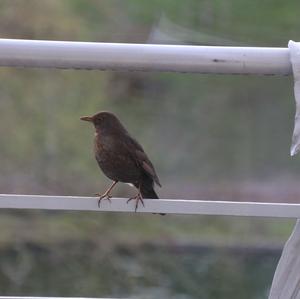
[268,41,300,299]
[269,220,300,298]
[289,41,300,156]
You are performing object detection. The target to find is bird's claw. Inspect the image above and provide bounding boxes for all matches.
[95,193,112,208]
[127,193,145,212]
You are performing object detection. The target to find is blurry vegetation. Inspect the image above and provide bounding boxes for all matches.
[0,0,300,298]
[0,0,299,195]
[0,239,280,298]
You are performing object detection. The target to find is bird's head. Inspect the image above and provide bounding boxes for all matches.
[80,111,126,133]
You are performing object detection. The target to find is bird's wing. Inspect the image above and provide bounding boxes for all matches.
[125,134,162,187]
[136,150,162,187]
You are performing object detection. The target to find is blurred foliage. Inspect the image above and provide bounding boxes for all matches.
[0,1,300,297]
[0,0,299,195]
[0,239,280,298]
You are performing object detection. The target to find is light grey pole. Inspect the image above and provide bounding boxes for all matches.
[0,39,292,75]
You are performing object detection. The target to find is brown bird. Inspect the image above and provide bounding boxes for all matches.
[80,111,162,213]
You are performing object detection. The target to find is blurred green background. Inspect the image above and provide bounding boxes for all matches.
[0,0,300,298]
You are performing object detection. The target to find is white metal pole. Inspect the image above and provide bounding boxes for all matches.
[0,39,292,75]
[1,194,300,217]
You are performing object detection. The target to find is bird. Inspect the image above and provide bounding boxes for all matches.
[80,111,163,214]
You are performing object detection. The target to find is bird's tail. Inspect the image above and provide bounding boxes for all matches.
[139,183,165,216]
[140,184,159,199]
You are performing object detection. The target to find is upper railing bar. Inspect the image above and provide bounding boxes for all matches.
[0,194,300,218]
[0,39,292,75]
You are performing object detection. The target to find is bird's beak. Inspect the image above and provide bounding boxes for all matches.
[80,116,93,122]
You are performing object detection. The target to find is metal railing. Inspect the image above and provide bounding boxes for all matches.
[0,194,299,217]
[0,38,291,75]
[0,38,298,299]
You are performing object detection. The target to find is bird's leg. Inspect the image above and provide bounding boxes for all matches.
[95,181,118,208]
[127,186,145,212]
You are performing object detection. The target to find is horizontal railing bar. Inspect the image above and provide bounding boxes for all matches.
[0,298,124,299]
[0,194,300,218]
[0,39,292,75]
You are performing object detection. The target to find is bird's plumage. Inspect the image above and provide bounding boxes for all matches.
[80,111,162,211]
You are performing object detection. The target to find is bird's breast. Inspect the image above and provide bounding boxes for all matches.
[93,134,141,183]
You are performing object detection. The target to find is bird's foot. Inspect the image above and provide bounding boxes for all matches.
[95,192,112,208]
[127,193,145,212]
